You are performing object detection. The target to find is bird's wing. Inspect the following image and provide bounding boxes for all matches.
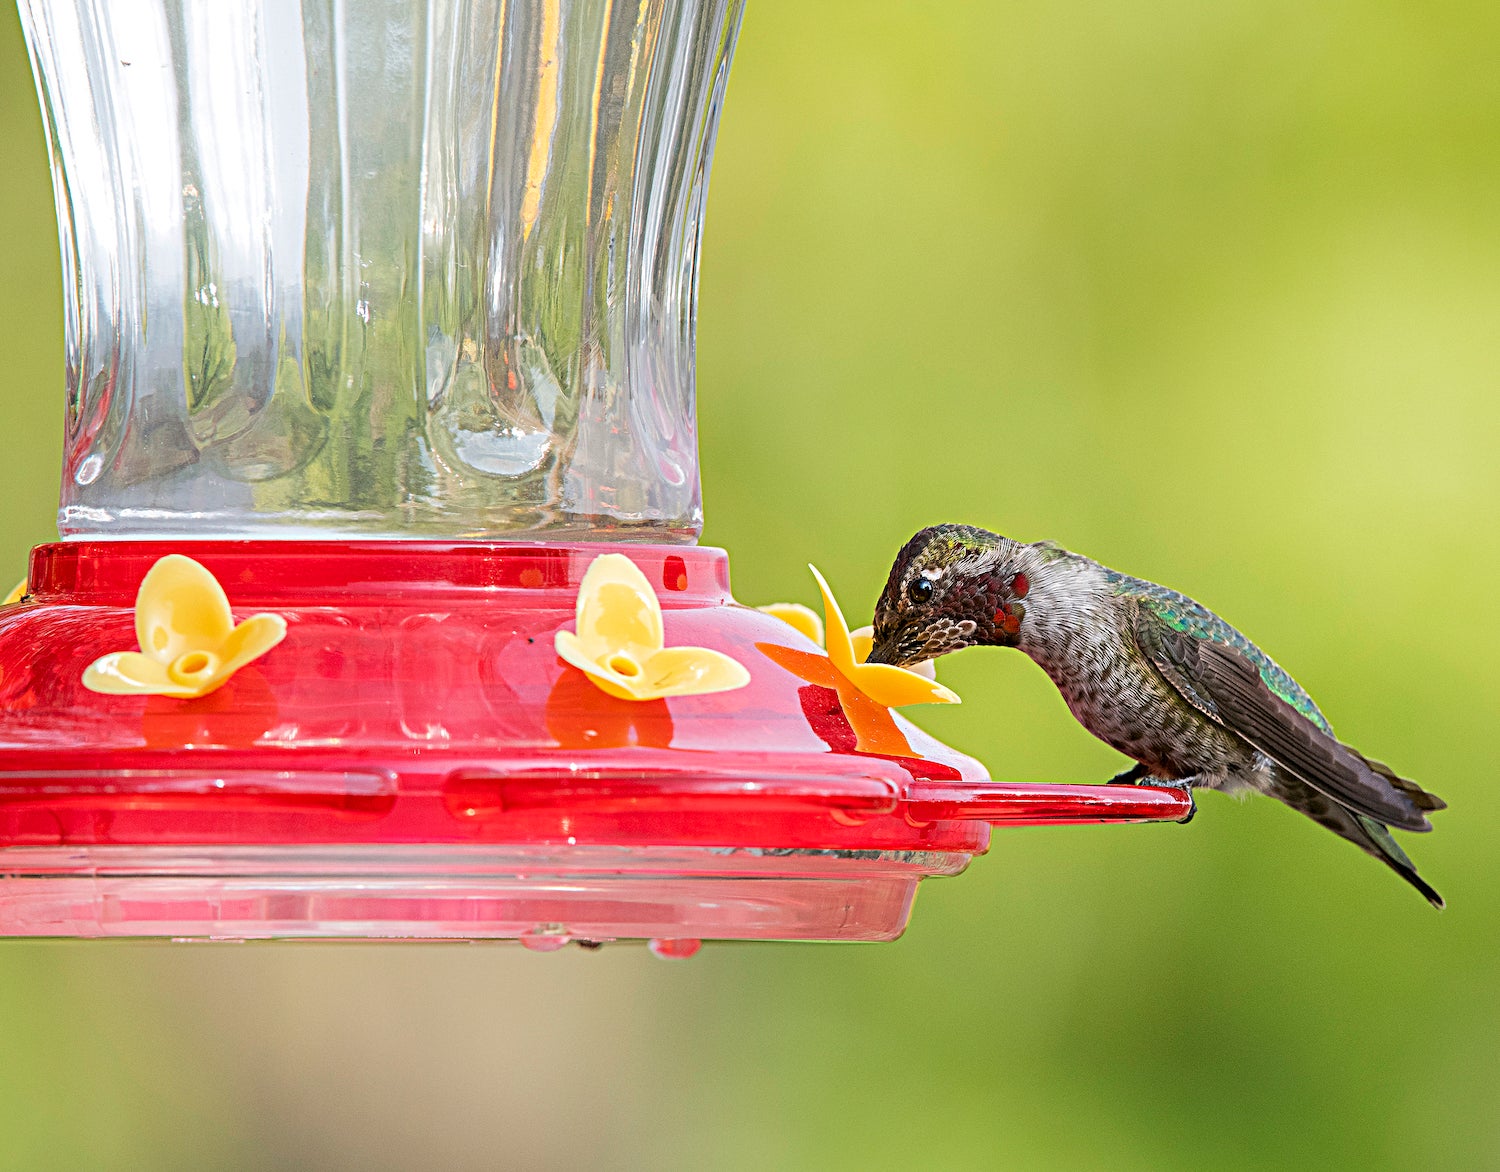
[1129,601,1433,832]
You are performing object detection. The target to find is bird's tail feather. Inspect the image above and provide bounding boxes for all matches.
[1269,775,1444,909]
[1352,749,1446,814]
[1354,814,1444,909]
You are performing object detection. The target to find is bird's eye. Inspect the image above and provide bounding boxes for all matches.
[908,577,935,604]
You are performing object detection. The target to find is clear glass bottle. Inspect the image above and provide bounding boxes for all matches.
[19,0,743,540]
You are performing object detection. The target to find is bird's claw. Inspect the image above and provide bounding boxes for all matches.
[1154,778,1197,825]
[1105,765,1194,823]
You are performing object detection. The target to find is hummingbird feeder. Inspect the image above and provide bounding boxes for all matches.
[1,0,1188,944]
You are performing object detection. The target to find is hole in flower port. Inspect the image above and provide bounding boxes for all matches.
[607,653,642,678]
[169,650,218,684]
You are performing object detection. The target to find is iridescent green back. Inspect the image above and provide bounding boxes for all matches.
[1103,568,1333,734]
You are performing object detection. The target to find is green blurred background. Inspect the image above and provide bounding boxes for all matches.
[1,2,1497,1168]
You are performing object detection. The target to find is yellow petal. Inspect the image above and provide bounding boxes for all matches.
[849,624,936,679]
[555,629,647,701]
[849,660,960,708]
[83,651,201,697]
[810,565,958,708]
[758,602,824,647]
[808,565,858,677]
[2,579,26,606]
[573,554,663,662]
[134,555,236,664]
[217,613,288,677]
[639,646,751,699]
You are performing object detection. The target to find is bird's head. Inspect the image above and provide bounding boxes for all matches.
[866,524,1035,668]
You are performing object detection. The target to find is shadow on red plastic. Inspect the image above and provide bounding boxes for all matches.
[0,768,396,815]
[903,780,1192,824]
[445,768,901,819]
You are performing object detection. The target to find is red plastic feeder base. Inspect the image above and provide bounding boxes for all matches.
[0,542,1189,942]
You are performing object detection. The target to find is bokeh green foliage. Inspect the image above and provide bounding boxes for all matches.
[0,2,1497,1168]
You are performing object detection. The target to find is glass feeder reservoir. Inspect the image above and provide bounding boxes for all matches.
[0,0,1188,944]
[34,0,714,540]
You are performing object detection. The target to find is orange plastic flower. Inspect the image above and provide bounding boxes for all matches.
[758,600,939,682]
[754,567,957,757]
[82,555,287,699]
[805,566,957,707]
[555,554,750,701]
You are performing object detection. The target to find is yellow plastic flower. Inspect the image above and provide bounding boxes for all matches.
[555,553,750,701]
[806,565,958,707]
[756,601,823,647]
[82,555,287,699]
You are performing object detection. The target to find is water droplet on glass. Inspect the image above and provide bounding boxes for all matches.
[75,454,103,485]
[447,424,550,476]
[519,925,570,952]
[649,937,702,960]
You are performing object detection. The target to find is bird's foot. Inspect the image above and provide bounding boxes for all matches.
[1151,777,1198,825]
[1106,765,1196,823]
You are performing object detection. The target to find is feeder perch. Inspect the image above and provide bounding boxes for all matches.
[2,0,1188,943]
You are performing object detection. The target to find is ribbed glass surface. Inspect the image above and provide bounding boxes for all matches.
[19,0,743,540]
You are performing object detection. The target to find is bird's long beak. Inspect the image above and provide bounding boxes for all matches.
[865,630,941,676]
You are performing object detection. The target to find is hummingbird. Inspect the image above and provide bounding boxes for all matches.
[865,524,1445,907]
